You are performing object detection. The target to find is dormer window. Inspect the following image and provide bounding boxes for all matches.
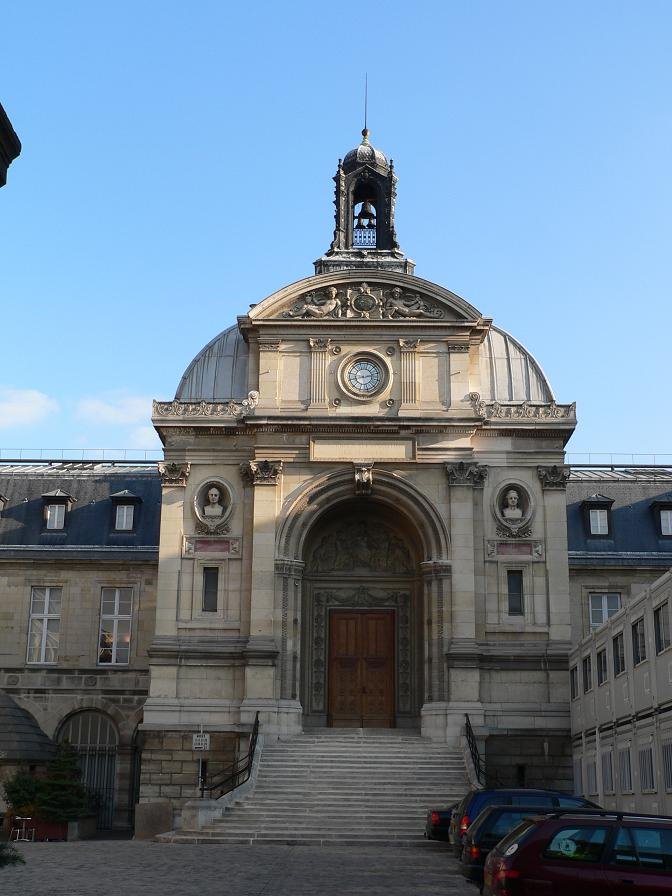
[651,498,672,537]
[41,489,75,531]
[110,490,141,533]
[582,494,614,538]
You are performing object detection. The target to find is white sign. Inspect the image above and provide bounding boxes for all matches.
[192,732,210,751]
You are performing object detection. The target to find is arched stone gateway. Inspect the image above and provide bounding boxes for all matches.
[274,468,450,729]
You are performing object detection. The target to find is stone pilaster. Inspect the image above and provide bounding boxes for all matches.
[309,338,331,409]
[538,465,572,642]
[420,560,452,702]
[398,339,419,411]
[274,558,305,700]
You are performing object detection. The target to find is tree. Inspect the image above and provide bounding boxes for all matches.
[36,742,90,823]
[0,841,25,867]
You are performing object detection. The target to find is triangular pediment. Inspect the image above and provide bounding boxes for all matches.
[244,270,486,326]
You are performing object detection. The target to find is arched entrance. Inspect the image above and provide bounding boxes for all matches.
[300,500,424,728]
[57,710,118,830]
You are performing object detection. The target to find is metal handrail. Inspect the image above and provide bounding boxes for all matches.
[465,713,485,785]
[199,712,260,799]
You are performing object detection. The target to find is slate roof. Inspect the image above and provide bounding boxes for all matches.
[567,468,672,565]
[0,691,56,763]
[0,463,161,560]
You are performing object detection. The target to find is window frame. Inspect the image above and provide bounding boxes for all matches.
[589,592,621,630]
[113,503,135,532]
[26,585,62,664]
[201,566,219,613]
[582,654,593,693]
[632,617,647,666]
[45,502,66,530]
[596,648,608,686]
[618,747,633,793]
[638,745,656,793]
[570,665,579,700]
[613,631,626,677]
[98,586,133,666]
[506,569,524,617]
[654,601,671,654]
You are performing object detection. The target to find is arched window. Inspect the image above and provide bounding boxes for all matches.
[58,710,119,747]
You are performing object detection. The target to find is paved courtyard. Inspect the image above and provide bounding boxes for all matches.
[4,840,476,896]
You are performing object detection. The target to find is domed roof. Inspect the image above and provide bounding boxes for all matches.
[479,326,554,402]
[0,692,57,763]
[175,324,250,401]
[342,129,388,173]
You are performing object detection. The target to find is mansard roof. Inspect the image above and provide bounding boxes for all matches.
[0,463,160,559]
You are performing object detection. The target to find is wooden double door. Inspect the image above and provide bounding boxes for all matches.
[328,609,395,728]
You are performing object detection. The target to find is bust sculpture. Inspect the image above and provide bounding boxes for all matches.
[502,488,523,519]
[203,486,224,517]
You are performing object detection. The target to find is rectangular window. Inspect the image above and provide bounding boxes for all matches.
[589,508,609,535]
[589,592,621,629]
[202,567,219,613]
[507,570,524,616]
[601,750,614,793]
[654,602,671,654]
[114,504,134,531]
[582,655,593,693]
[662,741,672,792]
[661,509,672,536]
[570,665,579,700]
[618,747,632,792]
[586,759,598,795]
[632,618,647,665]
[45,503,65,530]
[27,586,62,663]
[638,746,655,792]
[596,648,608,686]
[613,632,625,676]
[98,587,132,665]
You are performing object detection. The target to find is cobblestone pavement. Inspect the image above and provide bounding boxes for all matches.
[4,840,477,896]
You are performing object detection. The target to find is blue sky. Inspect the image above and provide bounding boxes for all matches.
[1,1,670,462]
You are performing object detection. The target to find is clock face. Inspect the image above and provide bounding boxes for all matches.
[347,359,382,393]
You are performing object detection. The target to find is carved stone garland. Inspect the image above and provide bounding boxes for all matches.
[240,460,283,485]
[281,282,445,321]
[158,462,191,487]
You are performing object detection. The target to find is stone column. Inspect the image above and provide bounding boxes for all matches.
[537,465,572,645]
[398,339,419,413]
[309,338,330,409]
[154,463,190,640]
[442,461,487,743]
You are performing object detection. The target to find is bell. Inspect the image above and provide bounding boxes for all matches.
[360,200,376,224]
[355,213,366,230]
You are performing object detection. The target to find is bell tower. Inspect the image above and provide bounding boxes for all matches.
[314,129,415,275]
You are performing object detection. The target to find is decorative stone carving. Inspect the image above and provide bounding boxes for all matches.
[537,464,571,489]
[399,338,419,350]
[153,392,259,419]
[5,674,19,686]
[308,519,413,574]
[183,536,240,557]
[309,338,331,351]
[469,392,576,421]
[193,478,234,534]
[281,282,445,321]
[445,461,488,487]
[354,463,373,496]
[493,482,535,538]
[447,343,469,352]
[311,588,412,713]
[240,460,283,486]
[158,462,191,487]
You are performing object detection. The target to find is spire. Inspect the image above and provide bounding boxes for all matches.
[314,129,415,276]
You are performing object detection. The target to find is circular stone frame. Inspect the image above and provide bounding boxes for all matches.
[193,478,235,529]
[336,351,392,402]
[492,480,535,534]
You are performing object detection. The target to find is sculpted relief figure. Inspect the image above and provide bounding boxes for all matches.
[284,286,341,319]
[309,520,413,573]
[203,486,224,517]
[502,488,523,519]
[383,287,443,320]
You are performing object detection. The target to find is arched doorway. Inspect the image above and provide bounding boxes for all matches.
[57,710,118,830]
[300,500,424,728]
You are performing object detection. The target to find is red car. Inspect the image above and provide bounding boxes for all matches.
[483,809,672,894]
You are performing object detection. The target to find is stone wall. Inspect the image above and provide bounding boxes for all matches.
[485,734,573,792]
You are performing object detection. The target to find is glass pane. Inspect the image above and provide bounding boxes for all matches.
[45,619,59,662]
[46,587,62,614]
[115,619,131,647]
[631,828,670,867]
[116,505,134,530]
[27,619,44,662]
[117,589,132,616]
[31,588,46,614]
[544,826,608,863]
[661,510,672,536]
[101,588,116,616]
[611,828,637,865]
[114,646,130,664]
[606,594,620,613]
[46,504,65,529]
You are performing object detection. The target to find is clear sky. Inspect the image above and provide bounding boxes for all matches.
[1,1,670,463]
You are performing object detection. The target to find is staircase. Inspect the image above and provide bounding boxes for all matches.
[162,729,467,846]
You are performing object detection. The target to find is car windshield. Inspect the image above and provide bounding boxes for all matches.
[488,810,543,840]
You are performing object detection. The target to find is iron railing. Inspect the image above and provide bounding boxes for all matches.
[465,714,485,785]
[199,713,260,799]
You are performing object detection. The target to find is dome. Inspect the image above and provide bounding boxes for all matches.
[478,326,554,402]
[342,128,388,174]
[175,324,249,401]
